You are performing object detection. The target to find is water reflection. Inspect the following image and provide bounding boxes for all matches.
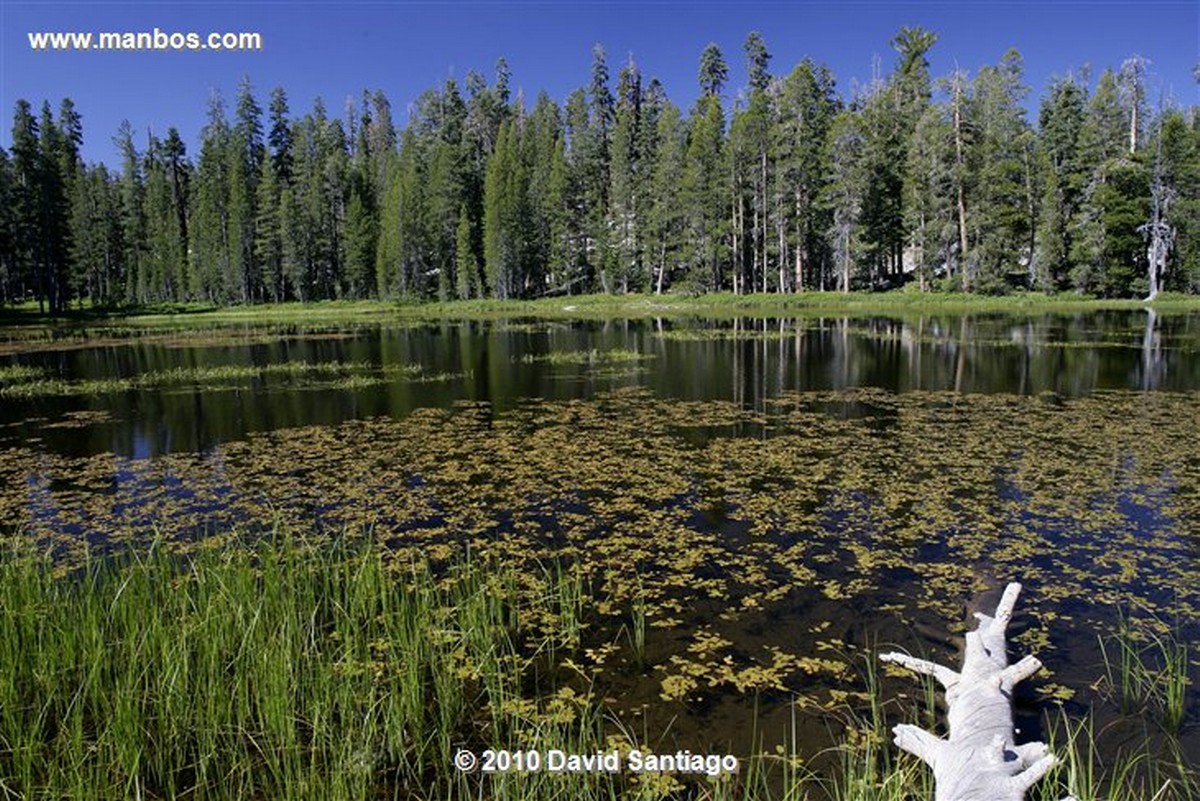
[1139,308,1165,390]
[1,310,1198,458]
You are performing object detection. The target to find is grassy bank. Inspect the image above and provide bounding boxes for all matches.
[3,290,1200,329]
[0,531,1193,800]
[0,531,606,799]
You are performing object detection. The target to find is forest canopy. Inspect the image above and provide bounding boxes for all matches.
[2,29,1197,312]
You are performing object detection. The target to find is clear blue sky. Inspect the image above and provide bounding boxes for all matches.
[2,1,1197,165]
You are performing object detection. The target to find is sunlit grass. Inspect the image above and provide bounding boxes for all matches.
[519,348,652,366]
[0,526,1193,799]
[0,529,618,799]
[1099,611,1192,732]
[1032,712,1199,801]
[0,360,418,398]
[7,291,1200,330]
[0,363,46,384]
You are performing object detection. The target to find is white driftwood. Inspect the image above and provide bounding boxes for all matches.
[880,583,1071,801]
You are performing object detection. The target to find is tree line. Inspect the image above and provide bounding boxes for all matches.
[2,29,1198,313]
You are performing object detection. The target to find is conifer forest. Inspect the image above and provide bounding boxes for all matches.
[2,29,1198,313]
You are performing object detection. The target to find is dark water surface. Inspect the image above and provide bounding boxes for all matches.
[2,310,1197,457]
[1,309,1197,768]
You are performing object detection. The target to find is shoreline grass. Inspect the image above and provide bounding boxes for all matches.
[0,360,382,398]
[1,528,1194,799]
[0,530,612,799]
[3,290,1200,330]
[1099,611,1192,732]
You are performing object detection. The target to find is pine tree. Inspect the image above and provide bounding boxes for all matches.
[317,102,349,298]
[1068,71,1149,297]
[744,32,771,94]
[113,119,146,304]
[1158,109,1199,291]
[890,27,937,287]
[744,33,772,292]
[582,45,615,290]
[37,102,71,312]
[483,120,527,298]
[0,147,13,305]
[228,76,264,302]
[1035,76,1090,290]
[856,29,936,290]
[279,184,305,299]
[284,98,348,299]
[255,156,284,301]
[162,128,190,297]
[544,133,572,292]
[523,91,562,295]
[9,101,40,307]
[6,37,1199,309]
[144,136,174,300]
[905,104,955,291]
[367,90,398,184]
[454,203,479,299]
[730,33,772,293]
[968,50,1035,293]
[683,93,727,290]
[772,59,838,291]
[825,108,868,292]
[57,99,83,307]
[609,56,642,291]
[268,87,293,184]
[646,101,687,293]
[377,129,426,297]
[857,81,905,289]
[375,150,401,299]
[698,43,729,98]
[190,92,231,301]
[426,139,462,299]
[343,169,377,297]
[71,164,126,306]
[562,88,591,292]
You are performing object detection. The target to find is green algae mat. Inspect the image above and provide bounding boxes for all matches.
[0,312,1197,797]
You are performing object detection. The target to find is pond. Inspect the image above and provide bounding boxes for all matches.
[1,309,1197,779]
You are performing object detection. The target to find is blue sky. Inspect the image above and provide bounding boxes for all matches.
[2,1,1197,165]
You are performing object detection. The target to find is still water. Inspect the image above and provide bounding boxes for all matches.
[1,310,1196,457]
[1,309,1197,768]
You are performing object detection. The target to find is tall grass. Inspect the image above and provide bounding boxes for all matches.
[1,533,1193,800]
[0,531,613,799]
[1032,712,1199,801]
[1099,611,1192,732]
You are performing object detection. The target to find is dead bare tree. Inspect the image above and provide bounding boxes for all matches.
[880,583,1073,801]
[1140,115,1175,302]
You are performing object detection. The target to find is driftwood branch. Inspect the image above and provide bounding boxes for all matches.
[880,582,1072,801]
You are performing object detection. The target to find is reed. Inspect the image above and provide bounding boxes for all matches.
[0,530,609,799]
[1,533,1192,800]
[1099,611,1192,732]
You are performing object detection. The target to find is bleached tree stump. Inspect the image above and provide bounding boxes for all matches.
[880,583,1071,801]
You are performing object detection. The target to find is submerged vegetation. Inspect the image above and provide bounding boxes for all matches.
[2,384,1197,778]
[5,385,1197,631]
[1,309,1196,797]
[0,531,1193,799]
